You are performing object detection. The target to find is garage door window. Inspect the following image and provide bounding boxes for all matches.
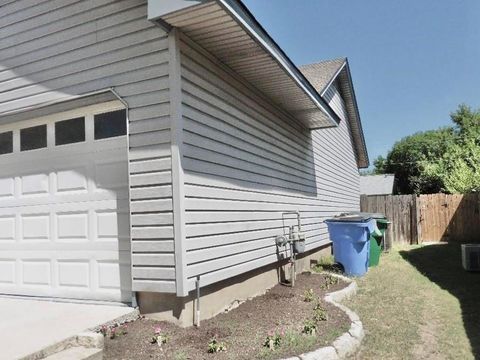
[55,117,85,146]
[94,110,127,140]
[20,125,47,151]
[0,131,13,155]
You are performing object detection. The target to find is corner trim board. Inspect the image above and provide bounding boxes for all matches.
[169,28,188,297]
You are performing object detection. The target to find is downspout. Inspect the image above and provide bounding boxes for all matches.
[195,276,201,327]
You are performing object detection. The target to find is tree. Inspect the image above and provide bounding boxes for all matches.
[378,128,454,194]
[374,105,480,194]
[375,104,480,194]
[372,156,387,174]
[424,105,480,193]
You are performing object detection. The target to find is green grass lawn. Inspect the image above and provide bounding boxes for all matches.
[343,244,480,359]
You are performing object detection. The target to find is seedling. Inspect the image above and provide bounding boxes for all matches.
[313,302,328,322]
[207,337,227,353]
[303,288,315,302]
[263,328,285,350]
[151,326,168,347]
[321,274,340,290]
[302,319,317,336]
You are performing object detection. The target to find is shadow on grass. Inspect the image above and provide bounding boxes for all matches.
[400,244,480,358]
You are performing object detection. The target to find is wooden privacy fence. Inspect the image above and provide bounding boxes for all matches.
[360,193,480,248]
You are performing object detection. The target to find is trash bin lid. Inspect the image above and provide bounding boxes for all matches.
[341,211,386,219]
[325,214,373,223]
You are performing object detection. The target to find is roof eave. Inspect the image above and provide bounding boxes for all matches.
[148,0,339,128]
[216,0,339,125]
[342,59,369,168]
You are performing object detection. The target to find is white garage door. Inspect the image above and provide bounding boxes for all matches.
[0,102,131,302]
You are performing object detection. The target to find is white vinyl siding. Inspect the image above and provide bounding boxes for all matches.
[179,35,360,292]
[0,0,175,294]
[323,81,349,123]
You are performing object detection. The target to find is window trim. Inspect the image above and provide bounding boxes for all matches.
[0,101,126,157]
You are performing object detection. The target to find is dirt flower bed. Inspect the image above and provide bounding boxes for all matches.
[104,273,350,360]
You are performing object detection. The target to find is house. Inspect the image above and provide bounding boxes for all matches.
[0,0,368,326]
[360,174,396,195]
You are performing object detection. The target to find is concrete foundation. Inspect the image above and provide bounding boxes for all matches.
[137,244,332,327]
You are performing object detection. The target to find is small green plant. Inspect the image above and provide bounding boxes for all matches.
[151,326,168,347]
[314,255,343,274]
[313,302,328,322]
[321,274,340,290]
[263,328,285,350]
[207,337,227,353]
[120,324,128,336]
[302,319,317,336]
[303,288,315,302]
[99,325,108,337]
[98,324,127,339]
[313,255,334,271]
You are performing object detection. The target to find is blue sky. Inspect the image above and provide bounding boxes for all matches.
[242,0,480,166]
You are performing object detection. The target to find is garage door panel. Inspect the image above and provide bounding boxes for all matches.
[95,160,129,190]
[0,178,14,198]
[0,149,128,205]
[0,260,16,284]
[21,214,50,241]
[57,261,90,289]
[0,216,15,240]
[0,137,127,167]
[98,262,123,290]
[0,192,129,209]
[57,212,89,241]
[56,167,89,193]
[21,173,50,196]
[0,255,131,302]
[0,106,131,302]
[21,260,51,286]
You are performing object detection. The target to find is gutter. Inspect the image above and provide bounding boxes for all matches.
[148,0,340,126]
[216,0,340,125]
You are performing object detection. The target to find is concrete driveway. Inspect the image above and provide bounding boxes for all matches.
[0,297,135,360]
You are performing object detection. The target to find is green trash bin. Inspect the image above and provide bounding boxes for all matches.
[340,212,390,267]
[369,225,383,267]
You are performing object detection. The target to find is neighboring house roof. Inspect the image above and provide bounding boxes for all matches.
[300,58,369,168]
[149,0,340,130]
[360,175,396,195]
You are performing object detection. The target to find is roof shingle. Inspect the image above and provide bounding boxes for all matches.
[299,58,346,94]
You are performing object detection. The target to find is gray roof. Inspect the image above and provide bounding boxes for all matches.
[299,58,346,95]
[360,175,396,195]
[299,58,369,168]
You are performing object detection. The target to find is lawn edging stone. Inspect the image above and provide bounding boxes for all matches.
[282,273,364,360]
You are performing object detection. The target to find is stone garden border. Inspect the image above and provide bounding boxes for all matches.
[282,273,364,360]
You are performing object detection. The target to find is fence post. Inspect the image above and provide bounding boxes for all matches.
[415,195,421,244]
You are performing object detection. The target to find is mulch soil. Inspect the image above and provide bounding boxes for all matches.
[104,272,350,360]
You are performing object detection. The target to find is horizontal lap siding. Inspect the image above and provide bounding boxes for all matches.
[0,0,176,293]
[323,82,349,123]
[179,37,360,291]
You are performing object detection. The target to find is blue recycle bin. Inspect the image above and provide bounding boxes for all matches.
[325,215,376,276]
